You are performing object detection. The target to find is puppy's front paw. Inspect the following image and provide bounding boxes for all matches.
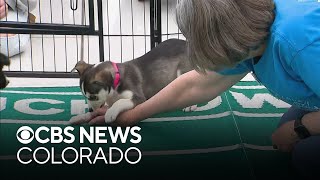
[104,107,120,124]
[69,112,92,125]
[104,99,135,124]
[183,105,198,112]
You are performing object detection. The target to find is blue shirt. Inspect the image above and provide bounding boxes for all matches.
[219,0,320,111]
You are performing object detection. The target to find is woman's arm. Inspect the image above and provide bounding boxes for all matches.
[272,110,319,152]
[6,0,37,12]
[88,70,248,126]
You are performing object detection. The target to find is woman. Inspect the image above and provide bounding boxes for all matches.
[83,0,320,177]
[0,0,37,57]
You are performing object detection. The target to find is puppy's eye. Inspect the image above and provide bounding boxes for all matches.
[88,95,98,101]
[93,81,104,86]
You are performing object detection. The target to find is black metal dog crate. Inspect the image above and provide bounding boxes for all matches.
[0,0,183,78]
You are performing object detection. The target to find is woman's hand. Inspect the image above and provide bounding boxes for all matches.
[87,105,138,126]
[271,120,299,152]
[272,111,320,152]
[0,0,8,19]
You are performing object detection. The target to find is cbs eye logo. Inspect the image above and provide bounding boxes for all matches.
[16,126,34,144]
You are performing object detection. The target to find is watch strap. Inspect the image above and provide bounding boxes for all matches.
[294,116,311,139]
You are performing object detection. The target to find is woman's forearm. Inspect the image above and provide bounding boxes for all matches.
[129,70,247,121]
[303,111,320,136]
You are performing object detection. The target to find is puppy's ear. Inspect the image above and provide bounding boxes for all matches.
[71,60,90,76]
[0,53,10,66]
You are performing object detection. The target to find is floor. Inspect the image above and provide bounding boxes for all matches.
[2,0,254,88]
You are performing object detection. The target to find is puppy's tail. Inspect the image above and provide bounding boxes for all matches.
[0,53,10,66]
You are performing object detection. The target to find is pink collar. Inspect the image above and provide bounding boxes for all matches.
[112,62,120,89]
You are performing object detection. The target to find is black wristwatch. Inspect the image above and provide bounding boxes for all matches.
[294,116,311,139]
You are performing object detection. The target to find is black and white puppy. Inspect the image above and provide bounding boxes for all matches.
[0,53,10,89]
[70,39,195,124]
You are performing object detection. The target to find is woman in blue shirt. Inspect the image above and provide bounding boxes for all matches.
[77,0,320,177]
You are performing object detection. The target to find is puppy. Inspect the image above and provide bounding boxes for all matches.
[70,39,195,124]
[0,53,10,89]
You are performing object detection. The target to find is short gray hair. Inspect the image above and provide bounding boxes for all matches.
[176,0,274,73]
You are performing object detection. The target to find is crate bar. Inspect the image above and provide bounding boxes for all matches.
[88,0,95,32]
[0,22,90,31]
[0,27,98,35]
[5,72,79,78]
[150,0,162,49]
[97,0,105,62]
[156,0,162,45]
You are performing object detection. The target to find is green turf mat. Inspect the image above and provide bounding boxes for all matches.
[0,82,298,178]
